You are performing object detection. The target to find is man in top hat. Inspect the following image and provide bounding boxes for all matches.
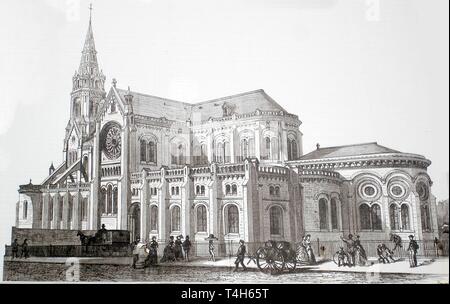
[182,235,192,262]
[234,239,247,272]
[407,235,419,267]
[174,235,184,261]
[206,234,217,262]
[340,234,356,266]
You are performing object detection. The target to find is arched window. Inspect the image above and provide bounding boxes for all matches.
[150,205,158,231]
[269,186,274,196]
[200,143,208,164]
[171,186,175,195]
[275,186,280,197]
[113,187,118,215]
[176,187,180,195]
[140,139,147,162]
[287,138,298,160]
[110,102,116,113]
[107,185,113,215]
[197,205,207,232]
[390,205,400,230]
[231,184,238,195]
[319,198,328,230]
[265,137,271,160]
[73,99,81,117]
[171,206,181,232]
[271,137,279,160]
[48,196,54,222]
[68,195,73,223]
[371,204,382,230]
[331,198,339,230]
[100,188,106,214]
[270,206,283,235]
[227,205,239,234]
[23,200,28,219]
[241,139,249,159]
[359,204,371,230]
[171,142,185,165]
[421,204,431,231]
[401,204,410,230]
[196,185,200,195]
[81,197,88,221]
[148,141,156,163]
[82,156,89,182]
[58,196,64,222]
[201,185,205,195]
[225,184,231,195]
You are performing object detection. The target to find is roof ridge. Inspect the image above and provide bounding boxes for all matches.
[193,89,265,106]
[116,88,191,107]
[316,142,380,150]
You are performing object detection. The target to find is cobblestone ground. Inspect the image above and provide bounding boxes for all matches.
[3,261,448,283]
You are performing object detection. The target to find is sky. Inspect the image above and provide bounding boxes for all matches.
[0,0,448,278]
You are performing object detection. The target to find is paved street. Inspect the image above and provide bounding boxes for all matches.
[3,256,449,283]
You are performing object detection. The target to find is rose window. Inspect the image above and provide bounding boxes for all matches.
[102,124,122,159]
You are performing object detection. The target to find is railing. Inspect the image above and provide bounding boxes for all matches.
[4,244,132,258]
[101,165,121,177]
[213,156,231,164]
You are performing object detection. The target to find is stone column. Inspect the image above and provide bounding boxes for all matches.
[208,163,219,236]
[230,127,236,163]
[327,200,333,232]
[42,193,50,229]
[281,127,288,161]
[140,170,149,242]
[120,117,130,230]
[90,121,101,230]
[72,191,80,230]
[62,192,69,229]
[254,124,261,161]
[158,168,167,242]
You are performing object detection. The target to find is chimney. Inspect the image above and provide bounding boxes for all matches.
[316,143,320,150]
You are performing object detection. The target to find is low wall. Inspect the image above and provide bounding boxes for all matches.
[11,227,97,246]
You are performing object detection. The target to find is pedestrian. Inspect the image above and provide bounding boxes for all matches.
[354,235,367,266]
[131,236,140,269]
[174,235,184,261]
[336,247,347,267]
[434,237,443,258]
[381,243,395,263]
[20,239,29,259]
[205,234,218,262]
[149,236,159,265]
[182,235,192,262]
[234,240,247,272]
[390,233,403,251]
[11,239,19,259]
[161,236,176,263]
[340,234,356,266]
[407,235,419,268]
[302,234,316,264]
[377,244,388,264]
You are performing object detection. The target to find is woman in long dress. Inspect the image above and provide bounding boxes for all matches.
[303,234,316,264]
[354,235,367,266]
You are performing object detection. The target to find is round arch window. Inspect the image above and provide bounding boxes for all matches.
[363,185,377,198]
[101,123,122,160]
[416,182,429,201]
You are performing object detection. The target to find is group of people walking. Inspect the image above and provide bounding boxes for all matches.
[334,233,421,268]
[11,238,29,259]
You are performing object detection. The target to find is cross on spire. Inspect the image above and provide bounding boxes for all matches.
[89,3,93,22]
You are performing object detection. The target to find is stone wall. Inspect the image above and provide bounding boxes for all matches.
[11,227,97,246]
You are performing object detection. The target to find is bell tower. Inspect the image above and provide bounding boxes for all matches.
[70,5,106,135]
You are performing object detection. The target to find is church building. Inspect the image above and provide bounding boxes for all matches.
[15,16,439,251]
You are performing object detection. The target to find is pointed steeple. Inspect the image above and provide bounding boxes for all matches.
[70,4,106,130]
[79,10,99,76]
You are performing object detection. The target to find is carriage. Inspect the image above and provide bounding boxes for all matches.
[254,240,298,274]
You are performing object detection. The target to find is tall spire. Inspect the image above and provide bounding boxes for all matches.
[71,3,105,127]
[79,4,98,76]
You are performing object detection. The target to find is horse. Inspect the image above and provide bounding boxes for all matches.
[77,231,96,246]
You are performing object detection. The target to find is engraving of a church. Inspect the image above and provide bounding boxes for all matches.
[15,16,438,252]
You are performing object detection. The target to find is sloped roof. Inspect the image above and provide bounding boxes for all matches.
[116,89,192,121]
[299,142,401,160]
[116,88,287,122]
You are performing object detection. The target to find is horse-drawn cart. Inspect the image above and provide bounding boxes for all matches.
[254,240,297,274]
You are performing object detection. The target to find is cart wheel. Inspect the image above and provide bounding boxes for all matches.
[256,247,285,274]
[285,258,297,272]
[333,252,339,265]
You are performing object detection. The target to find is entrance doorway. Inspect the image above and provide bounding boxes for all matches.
[128,203,140,243]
